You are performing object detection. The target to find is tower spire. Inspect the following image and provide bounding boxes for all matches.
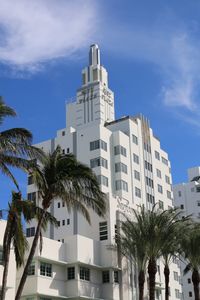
[89,44,100,66]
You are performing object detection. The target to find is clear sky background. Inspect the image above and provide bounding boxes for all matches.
[0,0,200,209]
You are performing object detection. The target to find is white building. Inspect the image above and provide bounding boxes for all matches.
[173,166,200,300]
[0,220,16,299]
[17,44,182,300]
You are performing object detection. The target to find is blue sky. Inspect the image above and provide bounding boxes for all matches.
[0,0,200,209]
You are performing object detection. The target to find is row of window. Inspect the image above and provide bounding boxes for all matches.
[155,150,169,166]
[90,139,107,151]
[90,157,108,169]
[57,219,70,226]
[28,261,119,283]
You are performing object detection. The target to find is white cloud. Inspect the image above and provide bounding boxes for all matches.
[99,20,200,127]
[0,0,97,70]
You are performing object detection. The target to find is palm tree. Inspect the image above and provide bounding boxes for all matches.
[161,216,191,300]
[0,97,43,188]
[180,224,200,300]
[118,216,148,300]
[1,191,58,300]
[15,146,106,300]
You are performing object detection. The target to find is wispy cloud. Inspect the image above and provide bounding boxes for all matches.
[100,18,200,127]
[0,0,97,71]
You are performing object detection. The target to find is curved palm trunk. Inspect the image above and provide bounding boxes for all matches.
[138,269,145,300]
[15,210,46,300]
[1,223,13,300]
[148,258,157,300]
[164,265,170,300]
[192,269,200,300]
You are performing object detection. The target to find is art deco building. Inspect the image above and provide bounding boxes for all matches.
[16,45,182,300]
[173,166,200,300]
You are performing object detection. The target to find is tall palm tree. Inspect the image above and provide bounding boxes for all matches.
[0,97,43,188]
[118,216,148,300]
[180,224,200,300]
[1,191,58,300]
[15,146,106,300]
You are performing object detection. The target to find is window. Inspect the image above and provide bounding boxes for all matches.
[175,289,180,298]
[62,149,65,154]
[115,162,127,174]
[167,190,172,199]
[90,139,107,151]
[180,204,184,209]
[165,175,170,184]
[178,191,182,197]
[158,184,163,194]
[40,262,52,277]
[114,145,127,157]
[135,187,141,198]
[90,157,108,169]
[97,175,109,187]
[102,270,110,283]
[26,227,35,237]
[57,221,60,227]
[133,153,139,164]
[174,271,179,281]
[67,219,70,225]
[145,161,152,172]
[146,177,154,188]
[58,202,60,208]
[27,261,35,276]
[132,134,138,145]
[156,169,162,178]
[27,192,36,203]
[134,170,140,181]
[114,271,119,283]
[197,201,200,207]
[62,220,65,226]
[147,193,155,204]
[80,267,90,281]
[0,249,3,264]
[155,151,160,160]
[62,239,64,243]
[188,278,191,284]
[68,267,75,280]
[99,221,108,241]
[62,131,65,136]
[28,175,33,185]
[115,180,128,192]
[144,143,151,153]
[159,200,164,210]
[62,201,65,207]
[162,157,168,166]
[189,291,192,297]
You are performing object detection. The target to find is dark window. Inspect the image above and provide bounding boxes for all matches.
[67,148,70,153]
[28,175,33,185]
[27,192,36,203]
[62,220,65,226]
[68,267,75,280]
[189,291,192,297]
[67,219,70,225]
[62,131,65,136]
[188,278,191,283]
[180,204,184,209]
[102,270,110,283]
[58,221,60,227]
[114,271,119,283]
[58,202,60,208]
[99,221,108,241]
[80,267,90,281]
[40,262,52,277]
[27,261,35,275]
[26,227,35,237]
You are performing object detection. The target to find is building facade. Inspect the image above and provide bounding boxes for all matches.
[173,166,200,300]
[17,45,182,300]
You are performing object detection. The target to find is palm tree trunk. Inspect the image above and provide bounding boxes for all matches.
[148,258,157,300]
[138,269,145,300]
[15,210,46,300]
[192,269,200,300]
[1,223,12,300]
[164,265,170,300]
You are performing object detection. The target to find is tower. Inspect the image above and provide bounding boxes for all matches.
[67,44,115,129]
